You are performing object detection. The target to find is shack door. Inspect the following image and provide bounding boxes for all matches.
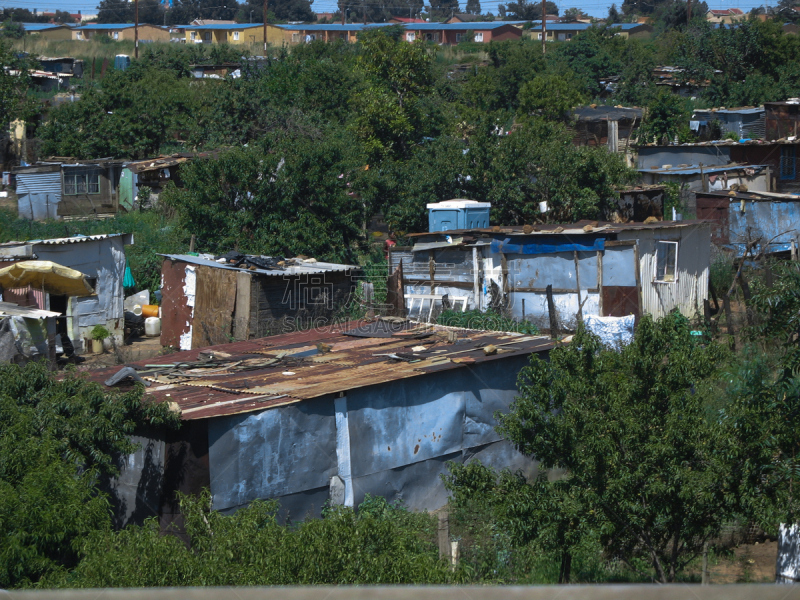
[601,245,639,317]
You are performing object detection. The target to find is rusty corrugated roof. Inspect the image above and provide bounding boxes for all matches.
[89,320,555,421]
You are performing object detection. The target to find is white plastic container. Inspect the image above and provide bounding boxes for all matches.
[132,304,143,316]
[145,317,161,337]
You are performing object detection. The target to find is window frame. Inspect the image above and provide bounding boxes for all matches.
[474,31,484,42]
[407,31,415,41]
[63,170,100,196]
[233,31,240,41]
[780,145,797,180]
[654,240,679,283]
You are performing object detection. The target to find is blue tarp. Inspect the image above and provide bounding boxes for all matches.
[490,237,605,255]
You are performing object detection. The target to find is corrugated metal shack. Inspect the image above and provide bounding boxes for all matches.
[570,106,642,156]
[11,159,125,220]
[696,189,800,256]
[91,320,553,527]
[691,107,766,140]
[159,254,359,350]
[637,164,771,213]
[389,220,710,328]
[0,234,132,352]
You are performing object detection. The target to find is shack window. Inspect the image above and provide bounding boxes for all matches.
[781,145,797,180]
[474,32,484,42]
[292,33,300,42]
[64,171,100,195]
[233,31,239,41]
[655,241,679,283]
[190,31,196,40]
[407,31,415,41]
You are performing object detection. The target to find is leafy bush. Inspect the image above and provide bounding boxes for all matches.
[0,361,179,588]
[60,492,453,587]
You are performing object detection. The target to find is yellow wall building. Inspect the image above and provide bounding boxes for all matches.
[184,23,285,46]
[73,24,170,43]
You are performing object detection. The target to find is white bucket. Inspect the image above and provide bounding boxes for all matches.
[539,201,548,213]
[145,317,161,337]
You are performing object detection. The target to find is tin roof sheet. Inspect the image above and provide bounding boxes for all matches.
[89,320,555,420]
[160,254,358,276]
[407,219,708,238]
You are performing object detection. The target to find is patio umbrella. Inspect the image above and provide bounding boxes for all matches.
[0,261,94,297]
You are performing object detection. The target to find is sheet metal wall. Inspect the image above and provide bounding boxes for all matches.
[637,146,732,169]
[618,224,709,319]
[726,199,800,255]
[33,237,127,351]
[16,171,61,220]
[206,354,539,518]
[208,396,339,518]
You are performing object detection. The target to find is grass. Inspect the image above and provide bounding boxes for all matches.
[13,36,141,65]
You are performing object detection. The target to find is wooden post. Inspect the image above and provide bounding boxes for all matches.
[701,541,709,585]
[386,262,405,317]
[633,243,644,318]
[573,250,583,323]
[428,250,435,295]
[597,250,604,317]
[363,282,374,318]
[500,253,509,313]
[547,284,559,339]
[472,246,480,312]
[541,0,546,53]
[134,0,139,59]
[262,0,269,56]
[189,234,196,253]
[438,513,451,562]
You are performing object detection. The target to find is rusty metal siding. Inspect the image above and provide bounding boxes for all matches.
[160,259,193,348]
[618,224,710,319]
[696,196,731,245]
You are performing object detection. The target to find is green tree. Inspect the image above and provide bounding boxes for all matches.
[0,40,33,134]
[517,74,585,122]
[351,29,434,160]
[465,0,482,15]
[494,315,741,583]
[637,90,690,144]
[0,361,179,588]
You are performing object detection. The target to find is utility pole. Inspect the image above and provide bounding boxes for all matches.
[687,0,692,25]
[134,0,139,59]
[541,0,546,54]
[263,0,267,52]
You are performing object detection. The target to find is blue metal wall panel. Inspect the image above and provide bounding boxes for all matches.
[727,199,800,256]
[506,252,598,290]
[602,246,637,286]
[16,172,61,220]
[208,396,338,512]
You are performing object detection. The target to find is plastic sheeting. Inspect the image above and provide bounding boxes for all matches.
[491,237,605,255]
[777,523,800,583]
[584,314,636,347]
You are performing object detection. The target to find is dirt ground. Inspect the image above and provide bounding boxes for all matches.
[703,541,778,584]
[75,335,165,371]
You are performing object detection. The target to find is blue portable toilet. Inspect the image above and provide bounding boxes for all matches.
[427,199,491,232]
[114,54,130,71]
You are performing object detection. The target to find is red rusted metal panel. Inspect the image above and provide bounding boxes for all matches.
[696,196,730,244]
[89,321,555,421]
[160,258,193,349]
[602,286,639,317]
